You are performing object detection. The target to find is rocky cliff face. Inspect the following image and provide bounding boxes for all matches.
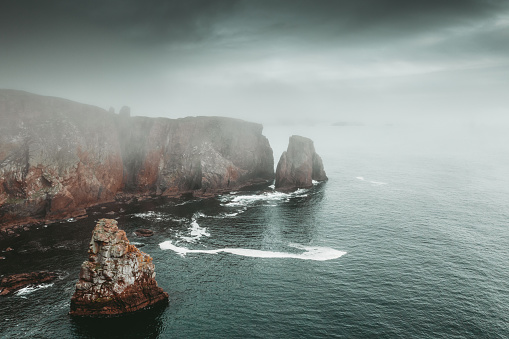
[70,219,168,316]
[275,135,328,191]
[119,115,274,197]
[0,90,274,230]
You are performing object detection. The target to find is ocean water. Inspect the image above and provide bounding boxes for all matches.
[1,122,509,338]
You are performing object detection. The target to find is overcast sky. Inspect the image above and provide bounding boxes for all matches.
[1,0,508,124]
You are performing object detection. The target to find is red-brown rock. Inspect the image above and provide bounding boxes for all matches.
[0,90,275,229]
[275,135,328,191]
[70,219,168,317]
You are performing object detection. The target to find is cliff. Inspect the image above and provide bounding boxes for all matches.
[275,135,328,191]
[70,219,168,316]
[0,90,274,231]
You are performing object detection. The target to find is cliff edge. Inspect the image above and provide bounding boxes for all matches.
[0,90,274,231]
[275,135,328,191]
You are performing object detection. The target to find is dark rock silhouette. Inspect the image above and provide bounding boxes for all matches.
[70,219,168,316]
[0,90,274,231]
[275,135,328,191]
[0,271,58,296]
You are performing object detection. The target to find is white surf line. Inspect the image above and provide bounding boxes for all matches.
[15,283,54,297]
[159,241,346,261]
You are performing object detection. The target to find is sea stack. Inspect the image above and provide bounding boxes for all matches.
[275,135,328,191]
[70,219,168,316]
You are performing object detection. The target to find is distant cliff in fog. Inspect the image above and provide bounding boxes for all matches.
[0,90,274,230]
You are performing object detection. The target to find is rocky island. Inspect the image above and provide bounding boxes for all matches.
[275,135,328,191]
[70,219,168,316]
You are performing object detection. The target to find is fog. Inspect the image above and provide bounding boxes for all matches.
[1,0,508,126]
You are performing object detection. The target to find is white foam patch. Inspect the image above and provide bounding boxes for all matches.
[159,241,346,261]
[133,211,169,221]
[175,199,200,206]
[220,189,310,208]
[179,219,210,243]
[15,283,54,296]
[356,176,387,185]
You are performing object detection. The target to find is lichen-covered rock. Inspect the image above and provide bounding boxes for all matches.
[70,219,168,316]
[275,135,328,191]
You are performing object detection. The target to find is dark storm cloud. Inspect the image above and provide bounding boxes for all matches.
[1,0,508,123]
[2,0,507,44]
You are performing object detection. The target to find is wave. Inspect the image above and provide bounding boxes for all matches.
[159,241,346,261]
[174,199,201,206]
[133,211,170,221]
[219,188,310,208]
[179,219,210,243]
[356,176,387,185]
[15,283,54,297]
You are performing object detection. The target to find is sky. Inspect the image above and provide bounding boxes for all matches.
[1,0,508,125]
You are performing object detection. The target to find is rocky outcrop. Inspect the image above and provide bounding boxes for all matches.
[0,90,274,230]
[275,135,328,191]
[70,219,168,316]
[0,271,58,296]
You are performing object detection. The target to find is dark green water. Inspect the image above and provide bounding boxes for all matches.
[1,123,508,338]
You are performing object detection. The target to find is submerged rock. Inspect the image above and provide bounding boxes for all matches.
[275,135,328,191]
[0,271,58,296]
[134,229,154,237]
[70,219,168,316]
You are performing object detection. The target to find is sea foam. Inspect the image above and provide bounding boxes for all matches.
[15,283,54,297]
[220,189,309,208]
[179,219,210,243]
[159,241,346,261]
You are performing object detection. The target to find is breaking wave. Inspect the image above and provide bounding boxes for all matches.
[15,283,54,297]
[159,241,346,261]
[178,213,210,243]
[133,211,170,221]
[219,188,310,208]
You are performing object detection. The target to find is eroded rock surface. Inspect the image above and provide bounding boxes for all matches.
[70,219,168,316]
[275,135,328,191]
[0,90,274,231]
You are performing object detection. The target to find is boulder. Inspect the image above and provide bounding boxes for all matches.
[275,135,328,191]
[70,219,168,316]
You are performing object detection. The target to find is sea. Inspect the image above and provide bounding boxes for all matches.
[1,120,508,338]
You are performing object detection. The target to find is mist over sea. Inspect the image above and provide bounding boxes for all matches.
[1,122,508,338]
